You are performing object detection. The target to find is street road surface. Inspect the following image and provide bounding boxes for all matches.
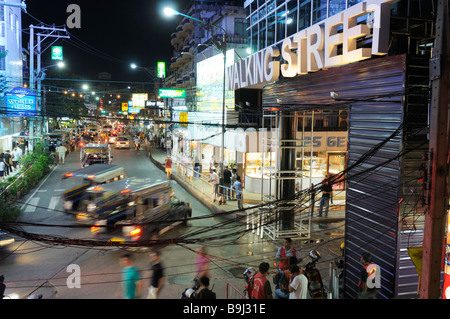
[0,143,279,299]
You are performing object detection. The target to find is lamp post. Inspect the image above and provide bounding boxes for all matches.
[164,7,227,179]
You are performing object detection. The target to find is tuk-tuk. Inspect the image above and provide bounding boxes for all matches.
[81,177,192,242]
[62,164,127,215]
[80,143,112,167]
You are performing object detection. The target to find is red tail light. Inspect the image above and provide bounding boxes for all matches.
[130,227,142,240]
[91,224,100,233]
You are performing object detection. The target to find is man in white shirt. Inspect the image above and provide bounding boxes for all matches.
[209,168,220,202]
[288,265,308,299]
[56,144,67,164]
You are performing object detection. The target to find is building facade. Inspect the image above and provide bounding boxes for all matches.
[0,0,24,152]
[231,0,434,299]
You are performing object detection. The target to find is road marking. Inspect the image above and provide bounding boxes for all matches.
[20,165,58,211]
[24,197,40,213]
[48,196,60,212]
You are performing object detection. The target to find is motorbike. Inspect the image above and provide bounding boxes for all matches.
[303,250,326,299]
[134,140,141,151]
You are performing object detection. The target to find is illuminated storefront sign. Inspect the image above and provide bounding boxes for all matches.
[5,87,37,117]
[132,93,148,109]
[227,0,393,90]
[159,88,186,98]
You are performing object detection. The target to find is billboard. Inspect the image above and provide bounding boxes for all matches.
[5,87,37,117]
[132,93,148,109]
[159,88,186,98]
[196,49,235,111]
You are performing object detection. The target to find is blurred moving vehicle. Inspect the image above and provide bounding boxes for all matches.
[80,143,112,168]
[80,177,192,242]
[62,164,127,216]
[0,231,14,247]
[108,133,117,144]
[115,137,130,149]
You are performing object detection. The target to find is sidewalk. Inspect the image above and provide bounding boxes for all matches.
[147,146,345,224]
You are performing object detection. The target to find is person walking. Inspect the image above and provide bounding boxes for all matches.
[195,246,210,281]
[233,175,244,210]
[3,151,11,176]
[148,250,165,299]
[11,147,19,171]
[318,174,333,217]
[56,144,67,164]
[288,264,308,299]
[223,165,232,200]
[251,262,273,299]
[209,168,219,202]
[0,157,5,181]
[165,156,172,179]
[119,254,142,299]
[309,183,316,216]
[275,238,302,271]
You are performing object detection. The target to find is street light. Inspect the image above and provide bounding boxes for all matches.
[163,7,227,179]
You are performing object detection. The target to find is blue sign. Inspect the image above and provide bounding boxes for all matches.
[127,100,140,114]
[5,87,37,117]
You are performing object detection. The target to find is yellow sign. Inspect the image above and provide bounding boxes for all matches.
[179,112,188,127]
[122,103,128,112]
[132,93,148,109]
[408,247,423,276]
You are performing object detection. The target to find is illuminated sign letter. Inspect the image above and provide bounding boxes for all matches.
[343,2,372,63]
[264,47,280,82]
[307,24,324,72]
[281,37,298,78]
[324,13,344,68]
[293,30,308,75]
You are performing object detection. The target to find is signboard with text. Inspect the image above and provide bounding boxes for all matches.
[158,88,186,98]
[5,87,37,117]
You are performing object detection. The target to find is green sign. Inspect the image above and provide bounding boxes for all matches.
[157,61,166,79]
[51,46,63,61]
[158,88,186,98]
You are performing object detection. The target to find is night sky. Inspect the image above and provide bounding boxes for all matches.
[22,0,189,83]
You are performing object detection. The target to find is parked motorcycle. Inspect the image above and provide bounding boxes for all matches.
[304,250,326,299]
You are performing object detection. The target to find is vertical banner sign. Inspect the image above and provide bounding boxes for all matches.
[51,46,63,61]
[5,87,37,117]
[157,61,166,79]
[444,215,450,299]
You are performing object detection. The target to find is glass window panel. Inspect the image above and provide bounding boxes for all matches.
[348,0,362,7]
[267,0,276,13]
[267,14,276,46]
[252,25,258,52]
[312,0,327,24]
[251,13,258,25]
[329,0,346,16]
[259,21,266,49]
[259,6,266,20]
[299,0,311,30]
[287,0,297,37]
[276,6,286,42]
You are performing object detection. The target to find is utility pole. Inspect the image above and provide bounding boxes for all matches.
[420,0,449,299]
[28,24,69,143]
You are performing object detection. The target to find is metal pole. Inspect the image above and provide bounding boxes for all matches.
[221,36,226,179]
[420,0,449,299]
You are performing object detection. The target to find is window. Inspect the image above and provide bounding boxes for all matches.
[0,46,5,71]
[235,18,248,37]
[329,0,346,16]
[299,0,311,30]
[312,0,327,24]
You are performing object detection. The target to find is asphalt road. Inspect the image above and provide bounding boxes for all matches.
[0,143,282,300]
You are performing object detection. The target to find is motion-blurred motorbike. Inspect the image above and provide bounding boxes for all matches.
[304,250,326,299]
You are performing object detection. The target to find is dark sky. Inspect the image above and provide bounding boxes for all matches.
[22,0,189,83]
